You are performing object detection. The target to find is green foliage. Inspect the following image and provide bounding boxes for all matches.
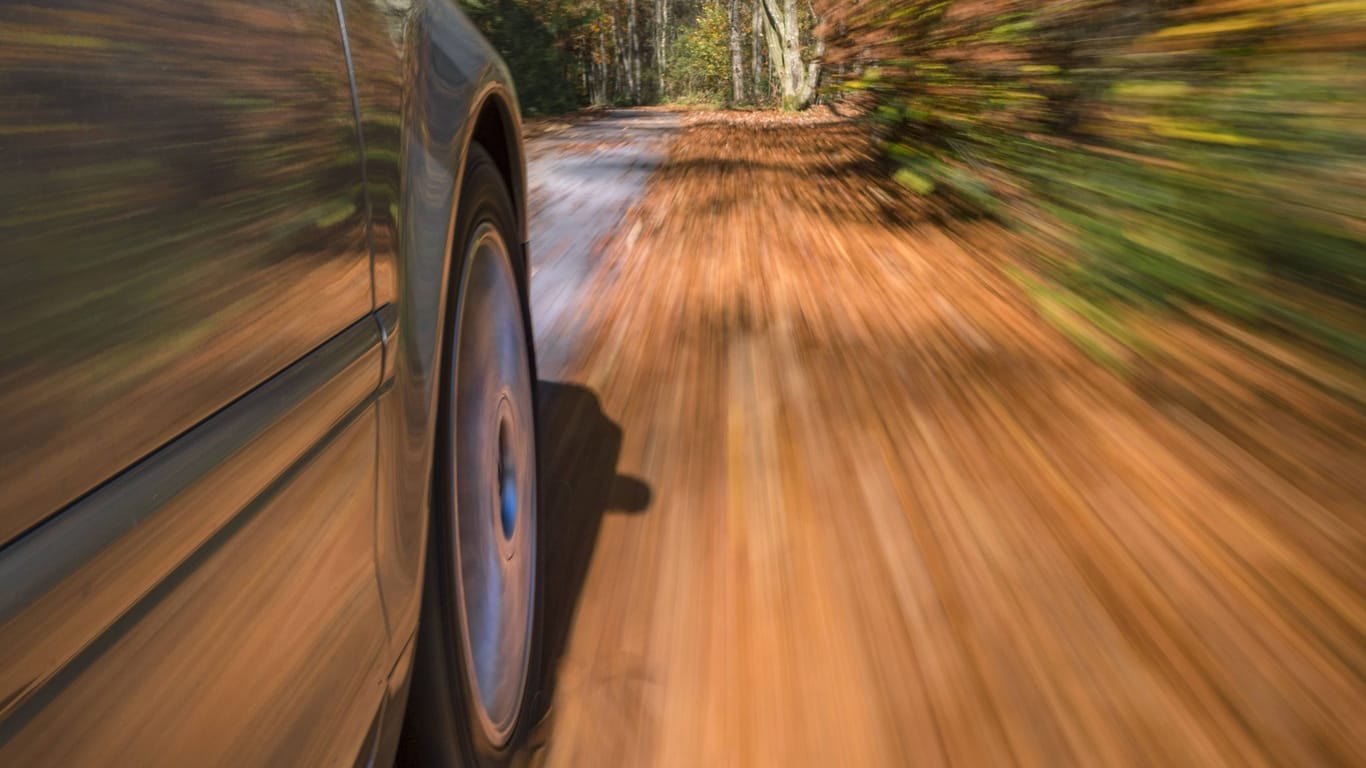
[460,0,590,114]
[664,2,732,102]
[824,0,1366,364]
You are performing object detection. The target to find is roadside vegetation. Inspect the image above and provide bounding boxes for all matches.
[820,0,1366,379]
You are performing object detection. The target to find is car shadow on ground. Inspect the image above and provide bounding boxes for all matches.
[530,381,651,724]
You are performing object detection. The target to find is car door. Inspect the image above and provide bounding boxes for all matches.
[0,0,390,763]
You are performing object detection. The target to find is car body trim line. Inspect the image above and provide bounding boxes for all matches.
[0,313,382,723]
[0,395,382,745]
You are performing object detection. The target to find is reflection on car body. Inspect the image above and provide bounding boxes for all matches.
[0,0,541,764]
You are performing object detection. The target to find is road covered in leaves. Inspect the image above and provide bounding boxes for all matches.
[521,108,1365,767]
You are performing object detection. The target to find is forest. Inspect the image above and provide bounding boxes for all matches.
[467,0,1365,373]
[459,0,823,111]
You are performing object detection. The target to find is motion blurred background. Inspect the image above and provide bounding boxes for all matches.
[3,0,1361,764]
[487,0,1366,764]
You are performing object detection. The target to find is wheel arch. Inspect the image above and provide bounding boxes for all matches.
[468,93,524,235]
[459,83,537,389]
[465,86,529,283]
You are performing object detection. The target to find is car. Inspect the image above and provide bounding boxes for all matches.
[0,0,540,764]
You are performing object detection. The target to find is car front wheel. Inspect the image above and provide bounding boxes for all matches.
[399,142,539,767]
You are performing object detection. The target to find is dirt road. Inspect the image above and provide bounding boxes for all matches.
[527,110,680,377]
[523,109,1366,767]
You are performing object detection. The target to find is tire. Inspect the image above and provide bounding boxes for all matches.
[398,142,540,767]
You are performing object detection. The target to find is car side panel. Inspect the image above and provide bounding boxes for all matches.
[0,395,389,766]
[0,0,374,542]
[0,0,397,760]
[0,312,382,718]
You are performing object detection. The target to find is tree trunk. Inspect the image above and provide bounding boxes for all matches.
[779,0,809,108]
[728,0,745,103]
[612,8,626,99]
[596,12,611,105]
[627,0,640,102]
[760,0,786,103]
[805,4,823,104]
[759,0,817,109]
[751,0,763,98]
[656,0,667,98]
